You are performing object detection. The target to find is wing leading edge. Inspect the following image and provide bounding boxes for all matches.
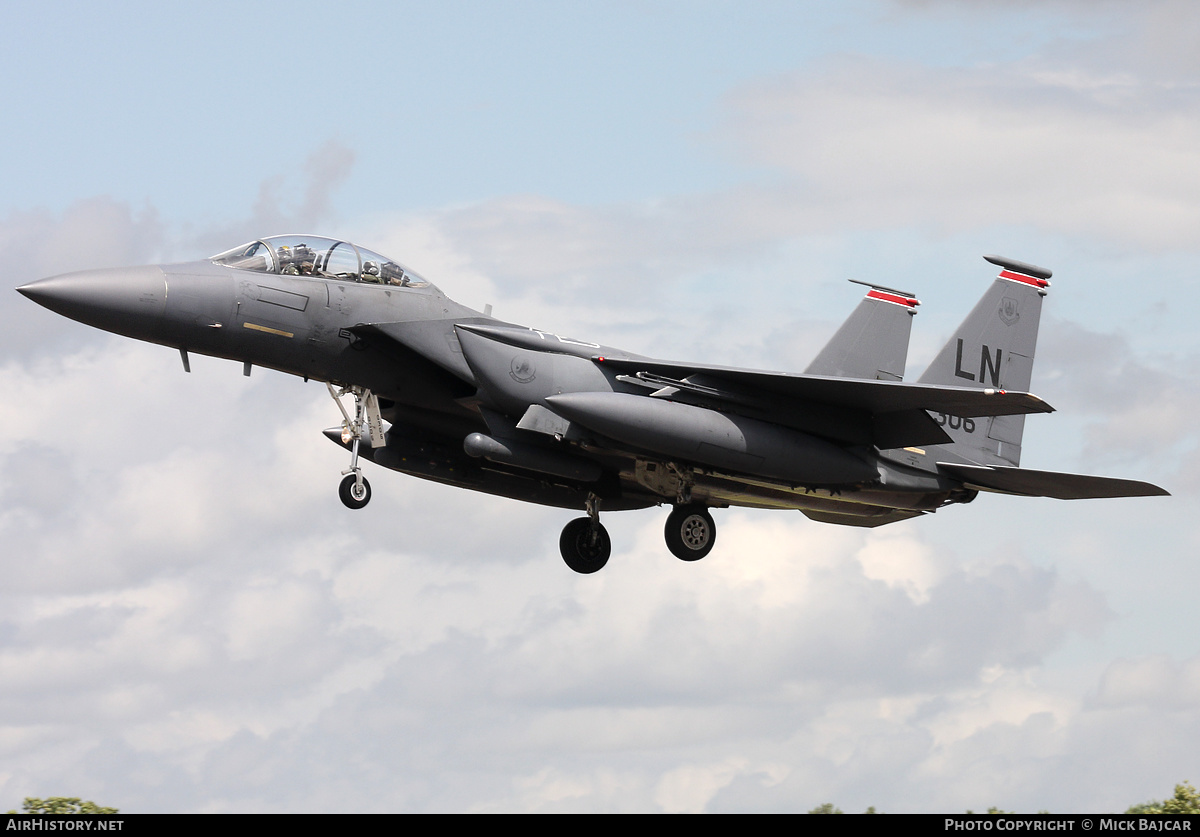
[592,355,1054,418]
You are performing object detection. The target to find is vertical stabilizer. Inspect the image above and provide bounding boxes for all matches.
[805,281,919,381]
[917,256,1051,466]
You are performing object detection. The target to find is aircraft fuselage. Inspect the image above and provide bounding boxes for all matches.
[18,236,1165,572]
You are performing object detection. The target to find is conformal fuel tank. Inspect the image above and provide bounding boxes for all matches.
[545,391,878,486]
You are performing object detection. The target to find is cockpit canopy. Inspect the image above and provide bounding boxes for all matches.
[210,235,431,288]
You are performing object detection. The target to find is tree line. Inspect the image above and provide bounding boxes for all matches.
[808,781,1199,814]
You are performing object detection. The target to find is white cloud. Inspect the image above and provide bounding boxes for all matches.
[1093,654,1200,710]
[720,58,1200,250]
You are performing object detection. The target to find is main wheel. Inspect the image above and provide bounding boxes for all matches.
[559,517,611,574]
[665,504,715,561]
[339,474,372,509]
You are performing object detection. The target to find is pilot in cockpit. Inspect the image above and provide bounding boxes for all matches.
[279,243,318,276]
[380,261,407,286]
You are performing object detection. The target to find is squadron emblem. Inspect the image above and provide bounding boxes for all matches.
[999,296,1020,326]
[510,355,537,383]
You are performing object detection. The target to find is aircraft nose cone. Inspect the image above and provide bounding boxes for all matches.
[17,265,167,339]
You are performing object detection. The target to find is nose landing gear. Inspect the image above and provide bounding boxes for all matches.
[339,474,372,509]
[328,383,384,509]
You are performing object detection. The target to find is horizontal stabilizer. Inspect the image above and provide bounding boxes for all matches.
[938,463,1169,499]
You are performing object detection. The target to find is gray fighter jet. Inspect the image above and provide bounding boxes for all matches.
[17,235,1167,573]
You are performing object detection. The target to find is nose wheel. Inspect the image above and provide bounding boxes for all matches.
[339,474,372,509]
[665,504,716,561]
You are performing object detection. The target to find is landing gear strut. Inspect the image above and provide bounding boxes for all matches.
[664,504,716,561]
[328,383,383,510]
[559,493,611,574]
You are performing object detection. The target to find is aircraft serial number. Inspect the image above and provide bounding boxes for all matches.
[935,413,976,433]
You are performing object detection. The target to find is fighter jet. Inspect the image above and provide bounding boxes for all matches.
[17,235,1167,573]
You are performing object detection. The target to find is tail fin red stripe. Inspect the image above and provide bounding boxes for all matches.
[998,269,1050,289]
[867,289,920,308]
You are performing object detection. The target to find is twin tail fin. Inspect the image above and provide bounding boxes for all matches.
[917,255,1052,466]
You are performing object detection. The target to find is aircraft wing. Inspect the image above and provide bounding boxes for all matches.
[937,463,1169,499]
[451,322,1051,449]
[593,356,1054,418]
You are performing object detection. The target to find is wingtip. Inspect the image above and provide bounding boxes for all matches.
[987,389,1055,414]
[1028,393,1055,414]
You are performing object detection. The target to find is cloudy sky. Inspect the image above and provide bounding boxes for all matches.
[1,0,1197,813]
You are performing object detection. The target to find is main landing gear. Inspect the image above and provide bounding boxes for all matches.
[558,497,718,573]
[664,504,716,561]
[328,383,383,510]
[559,493,610,574]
